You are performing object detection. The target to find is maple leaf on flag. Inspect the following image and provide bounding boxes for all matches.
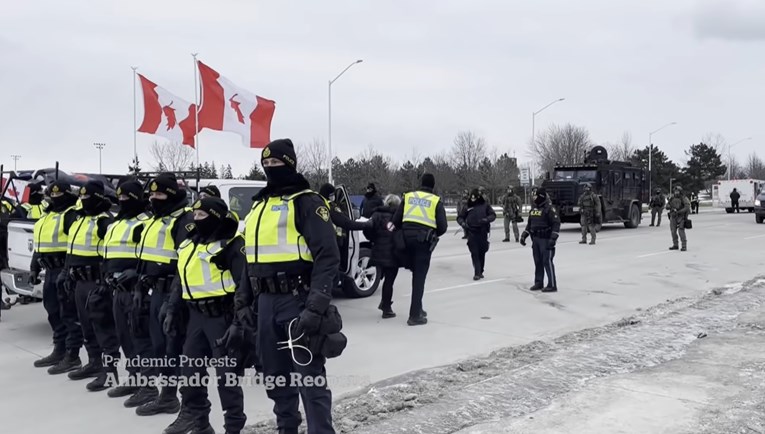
[229,94,245,124]
[162,101,177,130]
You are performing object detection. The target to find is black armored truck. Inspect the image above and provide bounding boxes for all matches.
[541,146,648,229]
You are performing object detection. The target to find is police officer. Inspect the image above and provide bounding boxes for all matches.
[457,188,496,280]
[134,173,195,416]
[16,182,46,220]
[62,180,117,391]
[101,180,154,403]
[318,183,372,231]
[162,197,247,434]
[243,138,342,433]
[520,188,560,292]
[502,186,522,243]
[199,185,220,200]
[392,173,448,326]
[666,186,690,251]
[649,188,665,227]
[30,181,84,373]
[690,192,700,214]
[577,183,600,245]
[361,182,383,218]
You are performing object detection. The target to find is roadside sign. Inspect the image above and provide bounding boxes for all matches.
[520,167,530,187]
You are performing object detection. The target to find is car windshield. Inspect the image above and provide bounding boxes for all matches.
[554,170,597,182]
[229,187,262,217]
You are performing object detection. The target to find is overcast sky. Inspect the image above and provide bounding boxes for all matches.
[2,0,764,178]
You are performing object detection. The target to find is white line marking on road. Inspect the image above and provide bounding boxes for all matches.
[636,251,672,258]
[403,278,508,297]
[744,234,765,240]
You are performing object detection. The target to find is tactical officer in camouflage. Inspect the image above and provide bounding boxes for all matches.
[666,186,691,251]
[577,183,601,245]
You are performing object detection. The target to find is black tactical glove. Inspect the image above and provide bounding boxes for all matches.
[219,322,244,352]
[130,290,149,336]
[55,270,74,300]
[520,233,528,246]
[235,305,257,329]
[296,291,331,336]
[158,301,169,327]
[547,238,556,250]
[162,311,177,337]
[28,270,41,286]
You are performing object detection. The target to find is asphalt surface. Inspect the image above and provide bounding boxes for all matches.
[1,207,763,433]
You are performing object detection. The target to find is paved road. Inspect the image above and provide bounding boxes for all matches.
[1,208,762,433]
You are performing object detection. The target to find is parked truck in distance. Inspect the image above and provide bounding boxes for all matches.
[712,179,765,214]
[541,146,647,229]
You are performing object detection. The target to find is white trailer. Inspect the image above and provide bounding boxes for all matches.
[712,179,765,213]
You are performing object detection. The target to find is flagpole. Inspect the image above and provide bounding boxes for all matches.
[192,53,200,169]
[131,66,138,173]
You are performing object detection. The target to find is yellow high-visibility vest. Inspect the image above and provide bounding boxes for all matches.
[243,189,317,264]
[137,208,189,264]
[402,191,440,229]
[67,213,110,257]
[21,203,46,220]
[177,235,241,300]
[33,207,75,253]
[102,213,150,260]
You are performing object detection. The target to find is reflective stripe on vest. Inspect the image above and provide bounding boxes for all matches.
[243,189,314,264]
[21,203,46,220]
[33,207,74,253]
[402,191,440,229]
[178,236,240,300]
[103,214,149,260]
[138,212,182,264]
[67,213,109,257]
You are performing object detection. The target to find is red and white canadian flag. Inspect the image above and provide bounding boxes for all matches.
[137,74,198,147]
[197,61,276,149]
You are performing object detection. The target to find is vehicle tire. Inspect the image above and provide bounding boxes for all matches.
[624,204,640,228]
[341,247,380,298]
[725,208,733,214]
[748,208,754,213]
[757,214,764,224]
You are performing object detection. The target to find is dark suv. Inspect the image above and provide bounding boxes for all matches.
[756,192,765,224]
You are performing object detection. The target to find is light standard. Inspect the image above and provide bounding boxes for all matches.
[328,59,363,185]
[10,155,21,171]
[93,142,106,174]
[669,177,677,193]
[727,137,752,180]
[531,98,565,183]
[648,122,676,194]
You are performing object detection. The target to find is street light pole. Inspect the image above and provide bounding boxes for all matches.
[727,137,752,180]
[10,155,21,171]
[648,122,677,195]
[328,59,363,185]
[93,142,106,174]
[531,98,565,183]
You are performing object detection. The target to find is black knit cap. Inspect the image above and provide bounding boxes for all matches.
[200,185,221,198]
[193,197,228,221]
[148,173,179,196]
[117,180,144,201]
[46,181,72,196]
[261,138,297,169]
[29,182,43,195]
[536,187,547,197]
[80,180,105,199]
[318,183,335,200]
[366,183,376,191]
[421,173,435,189]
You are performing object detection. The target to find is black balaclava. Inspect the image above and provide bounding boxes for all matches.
[467,188,483,207]
[116,180,145,218]
[261,138,298,188]
[534,188,548,207]
[365,183,377,198]
[148,173,182,216]
[28,183,44,205]
[421,173,435,190]
[319,183,335,202]
[193,197,228,240]
[80,180,106,213]
[46,181,77,210]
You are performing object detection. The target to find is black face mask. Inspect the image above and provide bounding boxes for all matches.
[264,166,295,187]
[81,196,101,212]
[29,193,44,205]
[534,196,546,206]
[150,198,175,216]
[119,198,144,216]
[194,217,218,239]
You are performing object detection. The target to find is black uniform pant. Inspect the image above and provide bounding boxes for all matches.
[404,234,432,319]
[466,232,488,277]
[86,286,122,365]
[113,290,152,377]
[149,286,184,391]
[181,306,246,432]
[732,199,740,212]
[651,207,663,226]
[379,267,399,309]
[532,237,557,288]
[74,280,104,360]
[43,267,82,352]
[258,293,334,434]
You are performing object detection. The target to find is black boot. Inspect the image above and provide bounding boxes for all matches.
[68,357,103,380]
[407,314,428,326]
[162,406,196,434]
[47,350,81,375]
[529,284,543,291]
[190,425,216,434]
[124,386,158,408]
[34,349,65,368]
[107,373,140,398]
[136,388,180,416]
[381,306,396,319]
[87,366,117,392]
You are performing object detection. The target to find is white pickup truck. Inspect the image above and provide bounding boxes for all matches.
[2,175,379,300]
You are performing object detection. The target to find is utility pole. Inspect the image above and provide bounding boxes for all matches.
[10,155,21,171]
[93,143,106,174]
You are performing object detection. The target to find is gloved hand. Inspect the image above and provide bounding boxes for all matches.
[158,301,169,327]
[547,238,556,250]
[295,309,323,336]
[235,305,257,329]
[28,270,41,286]
[219,322,244,352]
[131,290,144,313]
[162,311,177,337]
[520,233,528,246]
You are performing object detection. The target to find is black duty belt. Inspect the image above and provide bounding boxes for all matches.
[187,296,233,317]
[529,228,552,238]
[39,255,66,270]
[139,275,174,293]
[70,265,101,283]
[251,272,310,295]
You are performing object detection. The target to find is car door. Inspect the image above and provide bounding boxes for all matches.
[333,185,357,275]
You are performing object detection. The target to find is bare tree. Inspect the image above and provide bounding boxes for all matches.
[450,131,487,189]
[606,131,635,162]
[701,132,727,153]
[726,155,746,180]
[298,138,329,188]
[746,153,765,179]
[150,141,194,171]
[530,123,594,174]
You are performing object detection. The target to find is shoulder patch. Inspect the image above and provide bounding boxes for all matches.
[316,206,330,222]
[185,223,196,232]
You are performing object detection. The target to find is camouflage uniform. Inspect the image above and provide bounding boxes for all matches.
[577,186,601,244]
[502,189,522,242]
[650,190,666,226]
[666,187,691,251]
